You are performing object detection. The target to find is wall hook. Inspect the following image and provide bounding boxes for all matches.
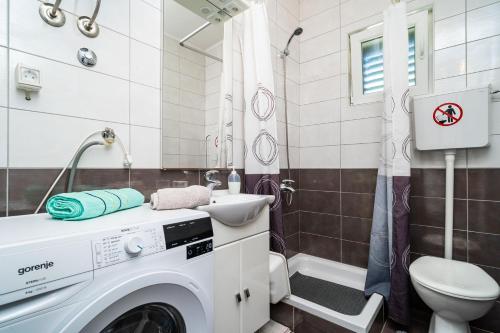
[77,0,101,38]
[39,0,66,27]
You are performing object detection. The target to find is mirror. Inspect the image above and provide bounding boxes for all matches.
[162,0,232,169]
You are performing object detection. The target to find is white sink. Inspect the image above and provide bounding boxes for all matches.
[196,191,274,227]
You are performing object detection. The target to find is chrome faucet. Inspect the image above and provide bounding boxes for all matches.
[280,179,295,193]
[205,170,222,191]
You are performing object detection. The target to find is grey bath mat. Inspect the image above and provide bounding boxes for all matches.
[290,272,368,316]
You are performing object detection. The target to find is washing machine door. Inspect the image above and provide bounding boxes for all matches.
[59,271,212,333]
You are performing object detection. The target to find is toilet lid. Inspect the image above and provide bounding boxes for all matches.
[409,256,500,301]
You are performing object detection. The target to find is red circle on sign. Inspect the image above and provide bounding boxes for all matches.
[433,102,463,127]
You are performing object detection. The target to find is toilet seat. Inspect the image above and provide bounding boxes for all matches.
[409,256,500,301]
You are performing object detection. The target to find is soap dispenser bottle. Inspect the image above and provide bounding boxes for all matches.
[228,169,241,194]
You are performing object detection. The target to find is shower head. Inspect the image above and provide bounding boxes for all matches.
[283,27,303,56]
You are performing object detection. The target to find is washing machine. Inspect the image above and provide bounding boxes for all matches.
[0,206,214,333]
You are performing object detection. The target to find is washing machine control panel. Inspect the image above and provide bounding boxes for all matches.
[162,217,213,250]
[93,226,165,268]
[186,239,213,259]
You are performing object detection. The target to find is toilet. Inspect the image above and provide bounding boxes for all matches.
[410,256,499,333]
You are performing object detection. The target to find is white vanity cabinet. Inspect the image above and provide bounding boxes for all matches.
[214,231,270,333]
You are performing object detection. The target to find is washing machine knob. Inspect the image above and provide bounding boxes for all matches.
[125,236,144,255]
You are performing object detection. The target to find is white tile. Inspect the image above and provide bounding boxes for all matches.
[411,142,466,168]
[131,40,161,88]
[162,154,179,168]
[276,3,299,33]
[340,0,389,27]
[300,123,340,147]
[10,0,129,79]
[163,137,179,154]
[163,86,179,104]
[0,107,6,167]
[300,0,340,20]
[276,98,300,126]
[277,122,300,147]
[467,135,500,167]
[180,138,203,155]
[179,48,205,66]
[206,76,221,95]
[163,69,180,88]
[279,145,300,168]
[266,0,277,22]
[180,58,205,80]
[179,90,204,110]
[341,117,381,144]
[9,50,129,123]
[164,51,179,71]
[489,102,500,134]
[278,0,299,18]
[300,145,340,168]
[205,93,219,110]
[434,75,467,93]
[164,36,179,55]
[300,53,341,84]
[434,0,465,21]
[163,102,180,121]
[300,6,340,42]
[0,0,7,47]
[300,29,340,63]
[142,0,162,10]
[467,35,500,73]
[300,77,341,105]
[434,45,466,79]
[467,2,500,42]
[9,110,130,168]
[300,99,341,125]
[340,98,383,121]
[340,143,380,168]
[130,83,161,128]
[163,118,180,137]
[467,0,500,11]
[180,123,204,140]
[434,14,465,50]
[467,67,500,91]
[179,155,204,168]
[131,0,161,48]
[130,126,161,168]
[179,106,205,125]
[180,75,204,95]
[0,47,6,107]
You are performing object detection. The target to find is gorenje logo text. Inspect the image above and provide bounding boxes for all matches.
[18,261,54,275]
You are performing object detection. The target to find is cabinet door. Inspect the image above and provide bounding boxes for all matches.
[214,241,241,333]
[240,232,270,333]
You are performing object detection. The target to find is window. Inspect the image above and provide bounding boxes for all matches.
[350,10,430,105]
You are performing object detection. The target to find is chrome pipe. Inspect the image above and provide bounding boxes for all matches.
[50,0,63,17]
[77,0,101,38]
[86,0,101,30]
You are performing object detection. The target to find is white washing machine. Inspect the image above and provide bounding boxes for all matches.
[0,206,214,333]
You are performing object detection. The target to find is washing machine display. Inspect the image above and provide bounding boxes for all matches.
[163,217,213,249]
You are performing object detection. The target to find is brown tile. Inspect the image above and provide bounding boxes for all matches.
[470,301,500,333]
[410,225,467,260]
[341,169,378,193]
[468,200,500,234]
[0,168,5,217]
[130,169,199,201]
[299,233,341,261]
[381,318,429,333]
[468,232,500,268]
[282,189,300,214]
[294,309,351,333]
[270,302,293,329]
[478,265,500,286]
[342,240,369,268]
[299,169,340,191]
[280,169,300,187]
[411,168,466,198]
[283,212,300,237]
[410,197,467,230]
[300,211,340,238]
[369,307,385,333]
[341,192,375,218]
[71,168,130,192]
[342,216,372,243]
[469,169,500,201]
[286,233,299,259]
[300,190,340,215]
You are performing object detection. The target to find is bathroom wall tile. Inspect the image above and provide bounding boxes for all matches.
[341,118,382,145]
[130,126,160,169]
[467,2,500,42]
[340,169,377,193]
[9,50,129,123]
[341,240,369,268]
[180,75,205,95]
[285,233,300,258]
[467,35,500,73]
[300,6,340,42]
[467,68,500,92]
[299,233,341,262]
[299,169,340,191]
[434,0,465,21]
[0,0,7,47]
[9,110,130,168]
[300,190,340,214]
[467,0,500,10]
[130,0,161,48]
[179,48,205,67]
[0,168,5,216]
[131,40,161,88]
[142,0,162,10]
[300,76,341,105]
[340,143,380,169]
[434,45,466,80]
[164,51,179,72]
[284,212,300,237]
[341,192,374,218]
[300,146,340,169]
[10,0,129,79]
[300,0,339,21]
[130,169,200,200]
[411,145,467,169]
[276,3,299,33]
[0,47,6,108]
[467,135,500,168]
[470,302,500,333]
[300,53,341,84]
[410,225,467,260]
[300,99,341,126]
[163,69,180,87]
[270,302,294,329]
[300,123,340,147]
[70,169,130,192]
[130,83,161,128]
[468,232,500,267]
[278,0,299,19]
[0,107,6,168]
[468,200,500,234]
[300,29,340,63]
[434,75,467,93]
[340,98,383,121]
[294,308,350,333]
[341,216,372,243]
[410,197,468,230]
[411,168,467,198]
[434,14,465,50]
[340,0,388,27]
[300,211,341,238]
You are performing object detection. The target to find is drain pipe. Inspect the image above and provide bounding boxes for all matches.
[444,149,456,260]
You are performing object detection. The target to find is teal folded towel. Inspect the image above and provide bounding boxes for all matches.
[46,188,145,221]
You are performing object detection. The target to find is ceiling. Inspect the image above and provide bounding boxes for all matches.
[163,0,224,51]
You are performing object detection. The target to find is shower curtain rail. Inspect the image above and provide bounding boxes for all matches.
[179,22,223,63]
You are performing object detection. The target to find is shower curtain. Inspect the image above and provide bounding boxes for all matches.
[241,0,285,254]
[364,2,411,326]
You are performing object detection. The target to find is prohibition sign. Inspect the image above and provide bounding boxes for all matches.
[433,102,463,127]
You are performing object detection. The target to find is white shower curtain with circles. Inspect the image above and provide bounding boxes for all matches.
[241,0,285,254]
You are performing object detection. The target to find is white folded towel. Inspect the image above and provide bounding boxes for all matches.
[256,320,292,333]
[150,185,210,210]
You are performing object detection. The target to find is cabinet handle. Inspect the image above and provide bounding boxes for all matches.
[235,293,242,303]
[244,288,250,299]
